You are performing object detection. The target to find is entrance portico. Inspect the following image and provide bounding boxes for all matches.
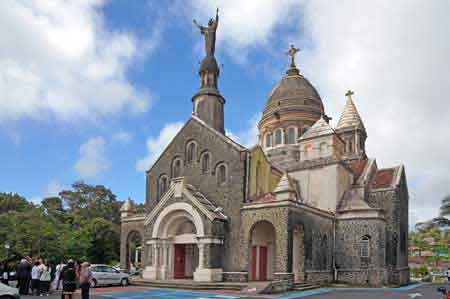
[142,178,226,282]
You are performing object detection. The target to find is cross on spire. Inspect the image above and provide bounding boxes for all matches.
[345,89,354,99]
[286,44,300,68]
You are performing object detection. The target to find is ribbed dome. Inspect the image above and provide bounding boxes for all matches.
[262,70,324,120]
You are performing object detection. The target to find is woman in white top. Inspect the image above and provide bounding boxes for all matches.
[39,263,52,296]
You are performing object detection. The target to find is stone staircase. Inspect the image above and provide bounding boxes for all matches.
[130,278,245,291]
[291,281,321,292]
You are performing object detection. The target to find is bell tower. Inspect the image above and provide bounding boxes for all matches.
[192,9,225,134]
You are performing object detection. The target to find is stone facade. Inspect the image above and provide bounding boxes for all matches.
[120,26,409,288]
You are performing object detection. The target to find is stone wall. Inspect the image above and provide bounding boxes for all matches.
[145,117,247,272]
[335,218,387,286]
[120,218,145,270]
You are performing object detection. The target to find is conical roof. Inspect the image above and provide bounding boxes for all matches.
[336,91,365,131]
[300,116,334,140]
[273,173,296,194]
[120,198,135,212]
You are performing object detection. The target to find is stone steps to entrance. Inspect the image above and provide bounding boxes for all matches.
[292,282,321,292]
[131,278,245,291]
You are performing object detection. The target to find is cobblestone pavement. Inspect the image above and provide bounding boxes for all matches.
[11,283,446,299]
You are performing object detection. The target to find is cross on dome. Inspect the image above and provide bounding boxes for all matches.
[286,44,300,68]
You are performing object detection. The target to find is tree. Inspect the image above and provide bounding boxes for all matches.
[0,192,30,213]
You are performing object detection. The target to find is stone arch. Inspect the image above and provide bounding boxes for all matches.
[125,230,144,271]
[152,202,205,239]
[248,220,276,281]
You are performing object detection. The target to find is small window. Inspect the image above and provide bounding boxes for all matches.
[360,236,370,258]
[301,126,310,136]
[286,127,296,144]
[217,164,227,185]
[275,129,282,145]
[158,176,168,200]
[186,142,197,163]
[172,159,182,178]
[348,140,353,153]
[201,153,210,173]
[265,133,273,148]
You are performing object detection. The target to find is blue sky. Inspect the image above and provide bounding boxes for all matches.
[1,1,449,226]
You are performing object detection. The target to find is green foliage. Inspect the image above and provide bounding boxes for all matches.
[0,182,129,264]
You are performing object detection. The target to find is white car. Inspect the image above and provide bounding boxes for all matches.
[90,265,130,288]
[0,282,19,299]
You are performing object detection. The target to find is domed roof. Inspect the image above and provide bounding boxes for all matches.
[261,66,324,122]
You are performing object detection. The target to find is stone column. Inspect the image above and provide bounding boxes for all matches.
[193,240,223,282]
[142,242,160,280]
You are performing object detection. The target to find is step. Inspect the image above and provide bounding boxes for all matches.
[131,279,245,291]
[293,284,320,292]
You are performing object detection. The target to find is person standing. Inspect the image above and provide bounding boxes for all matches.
[52,261,64,291]
[446,267,450,283]
[79,263,92,299]
[17,258,31,295]
[39,262,52,296]
[31,260,43,295]
[61,261,77,299]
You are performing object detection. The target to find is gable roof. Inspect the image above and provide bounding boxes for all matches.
[300,116,335,140]
[144,178,227,226]
[347,159,368,181]
[146,116,246,174]
[336,95,366,131]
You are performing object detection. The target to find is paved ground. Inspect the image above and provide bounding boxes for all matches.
[11,283,446,299]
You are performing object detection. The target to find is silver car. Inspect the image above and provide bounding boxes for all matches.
[90,265,130,287]
[0,282,19,299]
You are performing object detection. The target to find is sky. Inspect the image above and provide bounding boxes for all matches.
[1,0,449,228]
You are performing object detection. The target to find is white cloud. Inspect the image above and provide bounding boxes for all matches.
[44,180,64,197]
[75,136,109,178]
[226,113,260,148]
[136,122,184,172]
[187,0,300,61]
[112,131,132,143]
[0,1,152,122]
[190,1,450,226]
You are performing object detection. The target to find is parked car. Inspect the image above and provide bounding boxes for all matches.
[90,265,130,288]
[0,282,19,299]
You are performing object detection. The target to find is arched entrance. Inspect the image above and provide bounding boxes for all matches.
[292,225,305,281]
[126,231,143,271]
[249,221,276,281]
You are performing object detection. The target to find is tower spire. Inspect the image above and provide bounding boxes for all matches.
[192,8,225,134]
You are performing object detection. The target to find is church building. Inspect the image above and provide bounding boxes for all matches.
[120,12,409,287]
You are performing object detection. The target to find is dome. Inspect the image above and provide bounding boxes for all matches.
[262,70,324,120]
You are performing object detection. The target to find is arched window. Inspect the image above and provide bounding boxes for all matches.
[265,133,273,148]
[186,142,197,163]
[275,129,282,145]
[201,152,210,174]
[348,140,353,153]
[217,164,227,185]
[172,158,182,178]
[255,161,261,196]
[286,127,296,144]
[360,235,371,257]
[158,176,168,200]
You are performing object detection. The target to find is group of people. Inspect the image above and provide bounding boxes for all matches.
[14,257,93,299]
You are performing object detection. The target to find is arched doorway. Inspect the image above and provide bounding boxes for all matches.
[126,231,143,271]
[292,225,305,281]
[249,221,276,281]
[164,213,199,279]
[149,202,206,280]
